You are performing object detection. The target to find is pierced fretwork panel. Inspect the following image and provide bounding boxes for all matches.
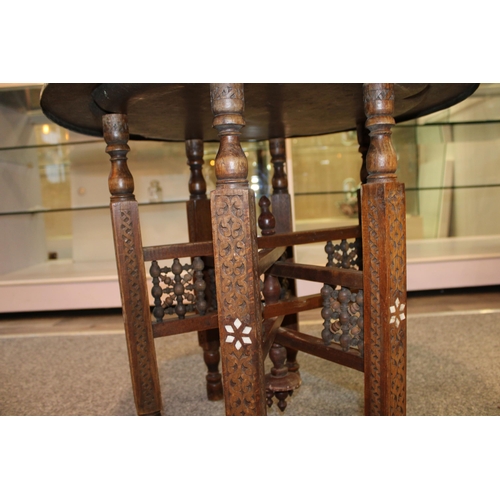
[325,238,361,270]
[321,284,364,355]
[149,257,211,322]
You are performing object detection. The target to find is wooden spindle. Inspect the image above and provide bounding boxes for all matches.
[185,138,223,401]
[259,195,300,412]
[269,138,288,194]
[269,137,300,374]
[186,139,207,200]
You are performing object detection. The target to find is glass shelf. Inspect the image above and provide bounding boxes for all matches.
[1,83,499,312]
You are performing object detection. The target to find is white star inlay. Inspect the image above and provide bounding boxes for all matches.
[390,297,406,327]
[224,319,252,350]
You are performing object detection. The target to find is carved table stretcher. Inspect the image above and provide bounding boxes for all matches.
[40,83,478,416]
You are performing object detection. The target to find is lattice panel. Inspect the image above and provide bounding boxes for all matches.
[320,284,364,354]
[325,238,361,270]
[149,257,210,322]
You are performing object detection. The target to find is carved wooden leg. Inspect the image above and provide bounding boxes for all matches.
[361,84,407,416]
[259,196,301,411]
[268,138,300,372]
[103,114,162,416]
[185,138,223,401]
[210,83,266,416]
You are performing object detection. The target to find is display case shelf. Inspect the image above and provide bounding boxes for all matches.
[1,84,499,312]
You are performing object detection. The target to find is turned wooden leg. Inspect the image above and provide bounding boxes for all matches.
[259,195,301,412]
[361,84,407,416]
[210,83,266,416]
[268,138,300,372]
[103,114,162,416]
[185,139,223,401]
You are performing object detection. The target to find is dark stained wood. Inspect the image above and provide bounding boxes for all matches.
[197,329,223,401]
[356,122,370,185]
[265,338,301,412]
[186,139,206,199]
[268,137,300,376]
[39,83,475,417]
[103,114,162,417]
[361,83,407,416]
[143,241,213,261]
[185,139,223,401]
[263,294,323,319]
[257,225,361,249]
[152,311,219,338]
[262,316,284,358]
[260,206,301,413]
[276,328,364,372]
[209,84,266,416]
[269,261,363,289]
[40,83,479,142]
[258,246,288,275]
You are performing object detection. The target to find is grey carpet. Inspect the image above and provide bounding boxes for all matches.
[1,311,499,416]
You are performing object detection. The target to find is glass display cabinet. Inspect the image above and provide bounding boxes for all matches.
[0,84,272,312]
[1,84,498,312]
[290,83,500,294]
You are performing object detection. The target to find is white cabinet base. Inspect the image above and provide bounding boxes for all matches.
[0,260,121,313]
[1,236,500,313]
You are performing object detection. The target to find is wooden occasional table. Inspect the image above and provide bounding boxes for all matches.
[41,83,478,416]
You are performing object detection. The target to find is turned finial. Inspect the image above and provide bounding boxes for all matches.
[103,114,134,200]
[185,139,206,199]
[363,83,397,183]
[210,84,248,186]
[269,137,288,194]
[258,196,276,236]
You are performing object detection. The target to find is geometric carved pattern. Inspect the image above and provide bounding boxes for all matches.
[321,284,364,354]
[387,187,407,415]
[325,239,360,270]
[212,191,264,415]
[149,257,208,322]
[363,183,407,416]
[120,208,158,414]
[214,194,251,319]
[365,194,383,416]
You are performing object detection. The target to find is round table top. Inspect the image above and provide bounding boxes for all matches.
[40,83,479,142]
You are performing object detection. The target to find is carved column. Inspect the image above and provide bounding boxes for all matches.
[210,84,266,416]
[185,139,223,401]
[103,114,162,416]
[361,84,407,416]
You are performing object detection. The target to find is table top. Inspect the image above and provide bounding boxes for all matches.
[40,83,479,142]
